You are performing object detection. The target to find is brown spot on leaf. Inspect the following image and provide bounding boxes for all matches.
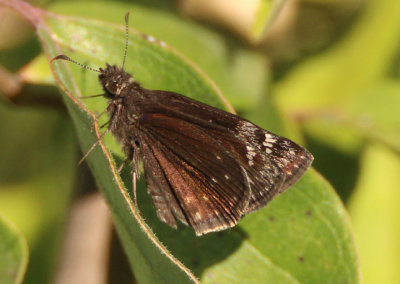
[192,259,200,267]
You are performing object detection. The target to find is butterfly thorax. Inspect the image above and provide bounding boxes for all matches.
[99,64,144,156]
[99,64,141,99]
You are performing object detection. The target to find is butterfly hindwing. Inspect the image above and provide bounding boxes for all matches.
[140,139,188,228]
[138,113,252,235]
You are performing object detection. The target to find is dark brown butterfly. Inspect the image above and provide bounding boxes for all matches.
[52,13,313,236]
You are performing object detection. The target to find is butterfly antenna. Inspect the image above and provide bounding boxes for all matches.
[51,55,100,73]
[122,12,130,70]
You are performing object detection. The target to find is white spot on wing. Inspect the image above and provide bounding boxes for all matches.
[264,133,277,144]
[265,133,273,139]
[237,121,259,147]
[246,145,255,151]
[246,145,257,166]
[263,142,273,148]
[194,212,201,221]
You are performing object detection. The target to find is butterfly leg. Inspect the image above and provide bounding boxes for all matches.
[131,142,141,208]
[117,157,130,173]
[87,108,109,133]
[132,170,138,208]
[79,102,123,165]
[99,120,110,129]
[78,128,111,165]
[107,99,123,131]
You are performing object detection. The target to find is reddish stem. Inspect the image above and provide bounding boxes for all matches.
[0,0,44,27]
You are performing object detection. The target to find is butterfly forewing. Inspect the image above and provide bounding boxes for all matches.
[131,89,312,235]
[233,121,314,212]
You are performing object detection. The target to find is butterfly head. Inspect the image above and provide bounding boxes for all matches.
[99,63,135,98]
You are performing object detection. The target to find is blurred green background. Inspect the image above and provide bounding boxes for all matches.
[0,0,399,283]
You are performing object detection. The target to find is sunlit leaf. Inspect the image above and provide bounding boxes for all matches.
[0,217,28,284]
[349,144,400,284]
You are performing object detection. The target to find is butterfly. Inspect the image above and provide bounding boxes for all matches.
[52,13,313,236]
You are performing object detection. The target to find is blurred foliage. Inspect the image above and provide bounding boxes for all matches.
[0,216,28,284]
[0,0,399,283]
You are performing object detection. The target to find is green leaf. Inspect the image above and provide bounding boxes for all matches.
[348,144,400,284]
[45,14,230,110]
[240,169,359,283]
[19,54,55,85]
[48,1,269,109]
[301,78,400,157]
[342,79,400,153]
[275,0,400,111]
[0,88,78,283]
[0,216,28,284]
[151,170,360,283]
[273,0,400,158]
